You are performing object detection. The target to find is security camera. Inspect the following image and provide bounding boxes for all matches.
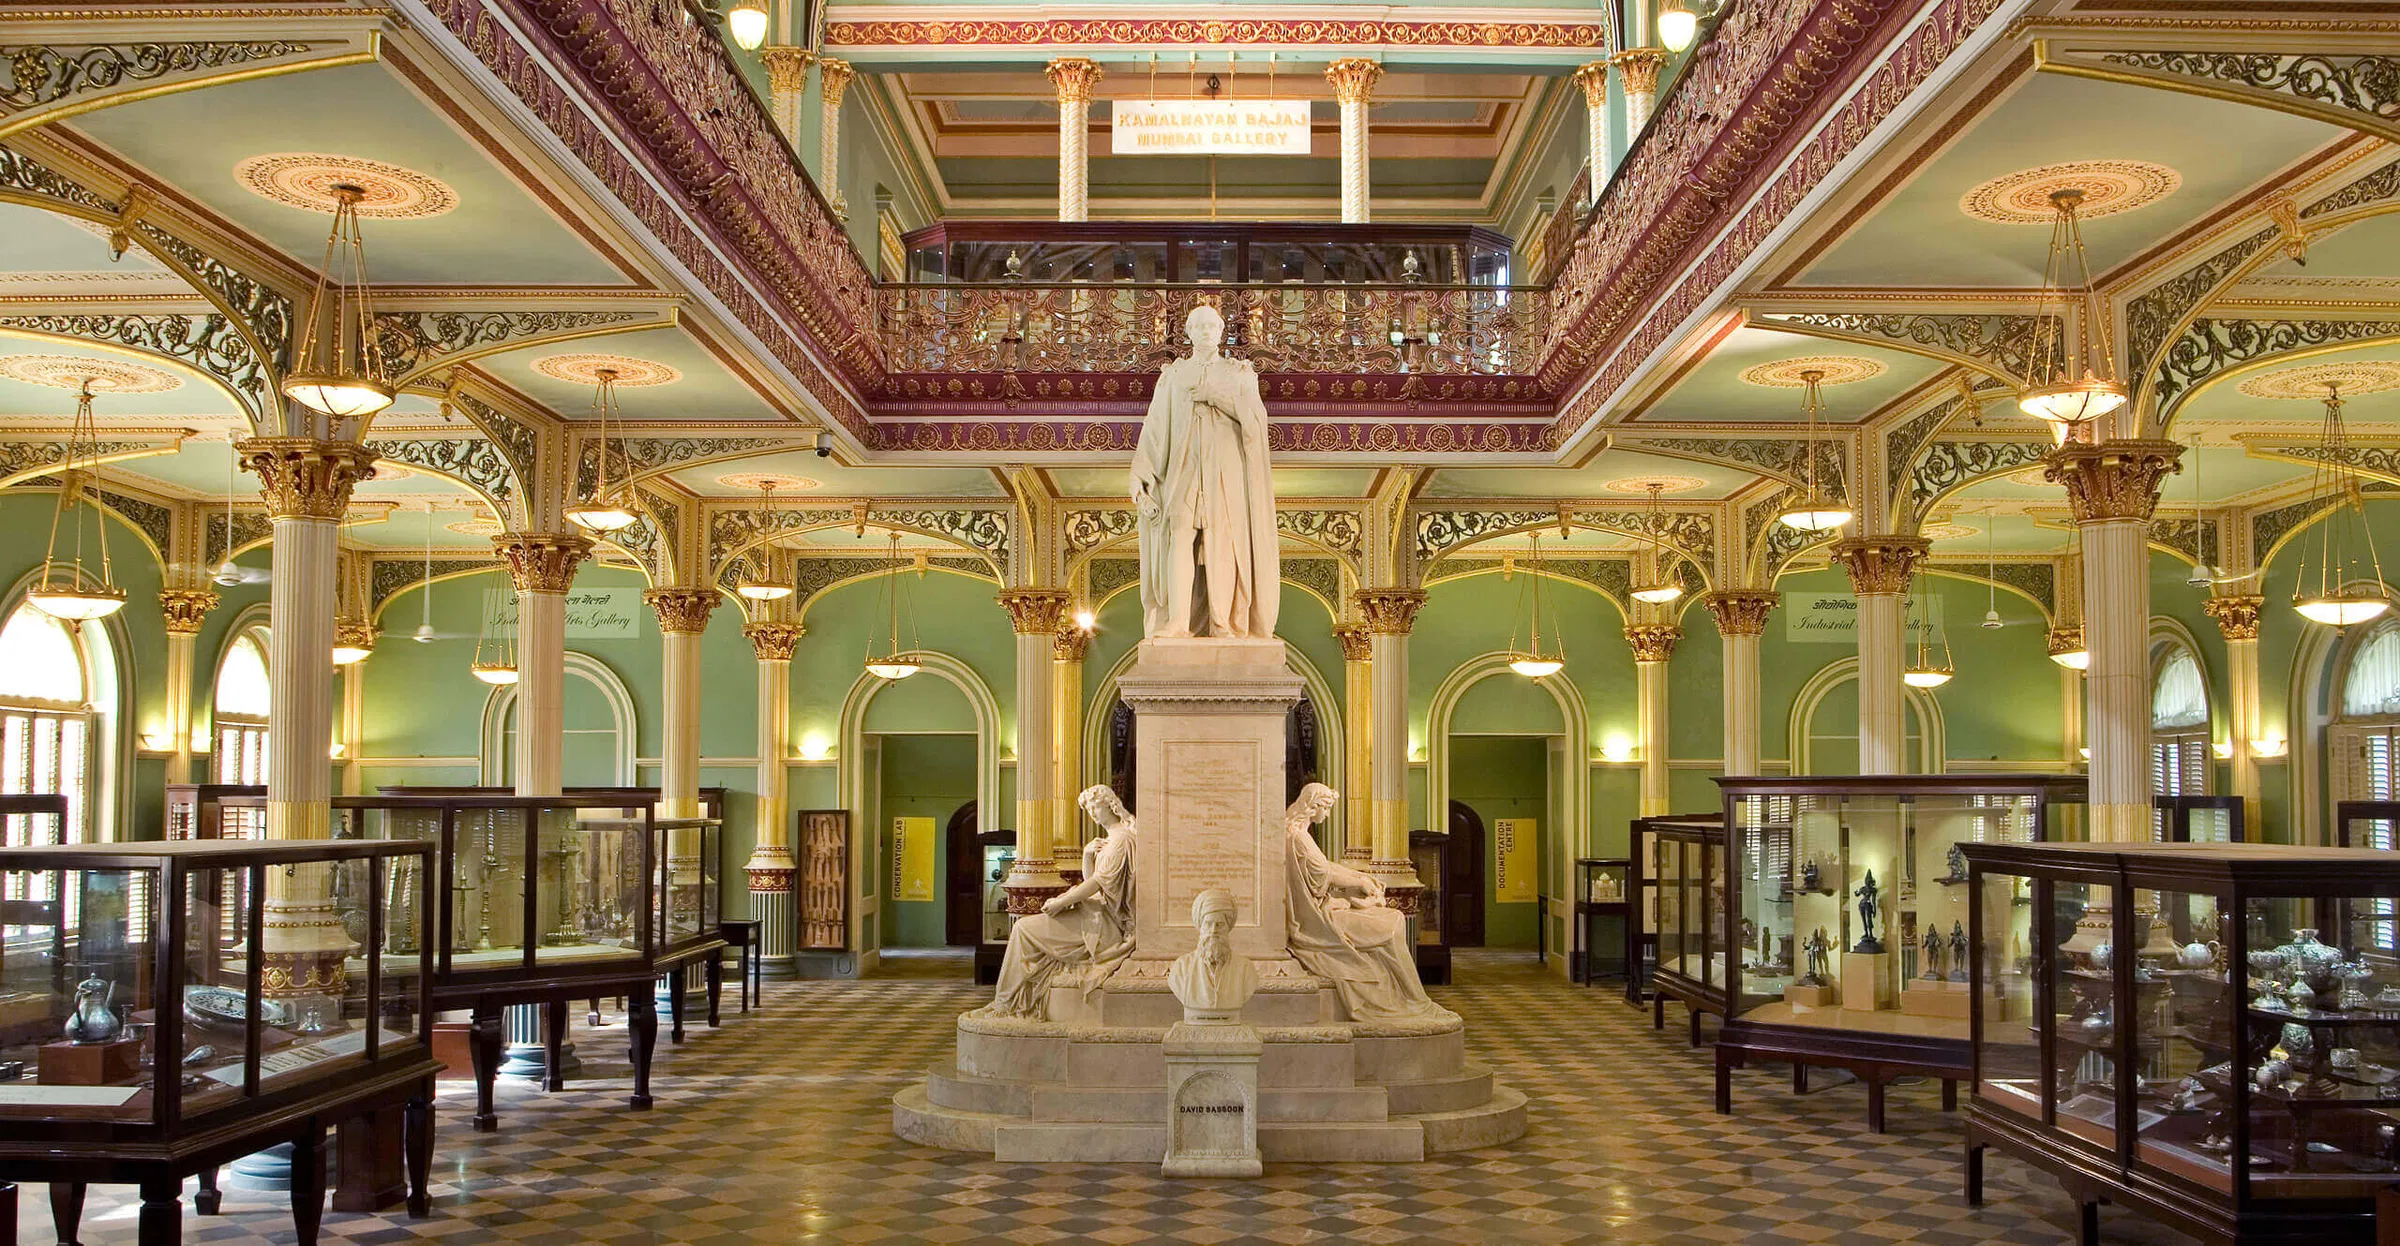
[813,430,834,459]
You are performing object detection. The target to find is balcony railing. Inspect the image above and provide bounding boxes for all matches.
[877,282,1550,380]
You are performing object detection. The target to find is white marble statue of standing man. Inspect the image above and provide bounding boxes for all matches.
[1132,303,1280,640]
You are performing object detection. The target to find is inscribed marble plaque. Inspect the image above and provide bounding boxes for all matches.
[1161,739,1260,924]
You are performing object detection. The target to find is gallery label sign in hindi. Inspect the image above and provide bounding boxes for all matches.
[1111,99,1312,156]
[1783,592,1943,644]
[479,587,643,640]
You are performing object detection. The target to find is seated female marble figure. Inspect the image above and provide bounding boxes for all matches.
[971,785,1137,1021]
[1283,783,1453,1024]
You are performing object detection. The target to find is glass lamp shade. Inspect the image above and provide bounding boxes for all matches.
[727,0,768,48]
[2018,374,2128,434]
[2294,593,2391,627]
[1630,582,1684,605]
[411,624,436,643]
[736,580,794,602]
[2049,648,2090,671]
[331,643,372,666]
[1902,668,1954,689]
[470,663,519,685]
[27,584,126,621]
[1657,3,1699,52]
[281,372,394,420]
[1507,653,1565,678]
[211,559,244,587]
[866,657,922,680]
[1981,609,2003,629]
[565,501,640,532]
[1776,504,1853,533]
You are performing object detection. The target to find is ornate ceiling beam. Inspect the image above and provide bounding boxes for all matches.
[0,427,185,489]
[0,13,383,143]
[2027,23,2400,147]
[378,303,681,391]
[2153,314,2400,430]
[1747,309,2045,386]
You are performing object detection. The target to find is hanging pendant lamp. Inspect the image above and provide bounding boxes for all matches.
[414,502,438,642]
[1629,482,1685,605]
[2017,189,2127,442]
[29,380,126,621]
[281,183,394,421]
[1902,593,1954,688]
[1506,532,1566,678]
[2292,381,2391,626]
[470,585,519,684]
[865,532,922,679]
[1777,369,1853,532]
[736,480,795,601]
[566,367,640,532]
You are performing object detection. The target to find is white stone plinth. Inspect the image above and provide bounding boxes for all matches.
[1162,1021,1263,1178]
[1118,638,1301,961]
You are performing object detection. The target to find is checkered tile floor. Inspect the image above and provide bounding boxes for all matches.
[17,949,2188,1244]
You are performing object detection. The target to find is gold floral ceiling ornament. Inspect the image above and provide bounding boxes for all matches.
[1738,355,1886,388]
[1602,474,1707,495]
[1959,160,2180,225]
[2237,360,2400,401]
[717,472,822,494]
[233,154,459,218]
[0,354,183,394]
[532,353,682,387]
[1918,520,1980,542]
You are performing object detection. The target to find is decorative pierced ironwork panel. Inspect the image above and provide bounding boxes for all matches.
[1768,312,2047,381]
[92,485,169,556]
[1088,556,1138,604]
[1906,439,2052,526]
[0,40,317,110]
[0,313,268,416]
[0,145,112,214]
[447,392,540,487]
[2154,317,2400,415]
[366,436,518,513]
[2125,226,2280,391]
[709,505,1010,569]
[1429,556,1634,605]
[1279,509,1364,555]
[777,554,994,613]
[1634,435,1844,495]
[0,438,160,480]
[2305,154,2400,219]
[2250,441,2400,486]
[1883,395,1967,511]
[1064,508,1136,555]
[372,310,653,380]
[370,557,498,615]
[205,509,271,568]
[2149,516,2219,568]
[1284,556,1341,611]
[2098,52,2400,129]
[574,436,791,497]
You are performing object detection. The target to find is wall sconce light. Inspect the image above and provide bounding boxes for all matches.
[329,741,347,760]
[139,732,168,753]
[2077,747,2091,761]
[190,730,211,754]
[2212,741,2234,760]
[798,733,834,762]
[2251,737,2289,759]
[1600,734,1637,764]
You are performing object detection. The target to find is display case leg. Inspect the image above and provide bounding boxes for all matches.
[194,1166,221,1215]
[543,1000,569,1093]
[2078,1199,2099,1246]
[405,1079,434,1219]
[1687,1008,1702,1048]
[1866,1079,1888,1133]
[1963,1141,1983,1205]
[289,1122,325,1246]
[705,954,724,1028]
[133,1179,176,1246]
[49,1180,83,1246]
[669,967,689,1044]
[628,992,658,1111]
[1652,994,1664,1030]
[1941,1079,1958,1112]
[1793,1064,1807,1093]
[469,1004,502,1133]
[0,1181,13,1246]
[1714,1055,1732,1116]
[588,996,603,1027]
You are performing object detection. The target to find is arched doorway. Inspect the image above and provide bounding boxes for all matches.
[944,800,1014,947]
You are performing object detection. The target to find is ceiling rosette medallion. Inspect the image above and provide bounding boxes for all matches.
[1738,356,1886,388]
[233,154,458,218]
[0,354,184,394]
[1958,160,2180,224]
[534,354,681,387]
[2236,361,2400,401]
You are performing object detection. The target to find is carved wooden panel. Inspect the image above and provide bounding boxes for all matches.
[799,809,850,951]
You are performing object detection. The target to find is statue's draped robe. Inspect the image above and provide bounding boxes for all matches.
[1132,353,1280,639]
[975,829,1135,1020]
[1284,823,1448,1023]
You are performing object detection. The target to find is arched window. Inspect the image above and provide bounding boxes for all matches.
[2334,621,2400,812]
[213,624,270,784]
[2150,643,2211,796]
[0,599,112,844]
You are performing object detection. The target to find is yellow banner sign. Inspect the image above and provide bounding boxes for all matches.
[1493,818,1537,905]
[893,816,936,902]
[1110,99,1312,156]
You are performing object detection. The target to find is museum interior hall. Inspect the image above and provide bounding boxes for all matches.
[1,0,2399,1241]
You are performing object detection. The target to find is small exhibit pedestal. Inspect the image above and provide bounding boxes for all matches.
[1162,1021,1262,1178]
[1841,951,1892,1012]
[1901,980,1975,1021]
[39,1038,141,1086]
[1783,983,1838,1008]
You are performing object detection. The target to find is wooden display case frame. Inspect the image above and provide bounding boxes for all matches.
[1642,813,1728,1044]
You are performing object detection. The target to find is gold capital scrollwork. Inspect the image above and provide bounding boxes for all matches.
[1324,57,1384,105]
[1626,623,1682,664]
[645,587,719,634]
[2044,440,2185,525]
[334,618,376,656]
[760,46,817,94]
[491,532,593,595]
[996,587,1071,635]
[236,437,378,521]
[1053,617,1091,663]
[745,620,806,661]
[1331,620,1373,662]
[158,587,220,635]
[1611,47,1669,96]
[1702,590,1777,638]
[1571,60,1612,108]
[1352,587,1426,635]
[2204,595,2264,642]
[817,56,855,106]
[1045,56,1103,104]
[1830,536,1930,597]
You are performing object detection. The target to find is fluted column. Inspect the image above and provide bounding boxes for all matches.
[645,589,717,819]
[1627,624,1680,815]
[1325,58,1383,224]
[1045,57,1102,223]
[1332,621,1374,859]
[1613,48,1669,135]
[1571,60,1611,185]
[760,46,815,146]
[493,534,591,798]
[1052,619,1090,863]
[2207,595,2264,824]
[1705,591,1776,777]
[336,624,371,793]
[996,589,1071,910]
[1354,589,1425,906]
[744,621,804,975]
[159,588,218,785]
[1832,537,1929,776]
[817,56,854,221]
[2047,441,2183,841]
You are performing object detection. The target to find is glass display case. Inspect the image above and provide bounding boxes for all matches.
[1574,856,1636,988]
[1642,814,1726,1044]
[0,838,438,1241]
[2158,795,2245,844]
[1963,841,2400,1246]
[1711,775,2087,1130]
[163,783,267,842]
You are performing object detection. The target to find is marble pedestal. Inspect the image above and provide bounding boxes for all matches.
[1162,1021,1262,1177]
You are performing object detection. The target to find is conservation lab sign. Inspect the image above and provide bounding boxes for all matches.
[1111,99,1312,155]
[1783,591,1942,644]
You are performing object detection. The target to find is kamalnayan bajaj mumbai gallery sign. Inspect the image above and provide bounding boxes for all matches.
[1110,99,1313,156]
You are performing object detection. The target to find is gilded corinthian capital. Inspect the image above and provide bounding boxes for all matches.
[2043,440,2185,524]
[1626,623,1682,664]
[996,588,1071,635]
[236,437,378,521]
[745,620,806,661]
[1323,58,1384,105]
[645,587,720,635]
[492,532,593,595]
[158,588,220,636]
[1703,590,1777,638]
[1045,56,1103,104]
[1830,536,1930,597]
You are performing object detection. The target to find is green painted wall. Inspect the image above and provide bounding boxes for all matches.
[877,733,978,948]
[1448,734,1546,949]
